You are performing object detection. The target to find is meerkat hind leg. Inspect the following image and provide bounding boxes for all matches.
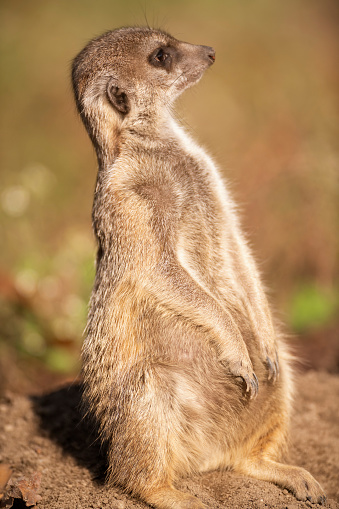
[239,459,326,505]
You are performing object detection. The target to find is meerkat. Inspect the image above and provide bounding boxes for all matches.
[71,27,325,509]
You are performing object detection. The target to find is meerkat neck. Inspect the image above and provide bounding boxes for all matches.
[124,103,170,139]
[88,98,173,167]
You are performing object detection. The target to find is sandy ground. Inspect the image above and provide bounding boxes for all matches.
[0,370,338,509]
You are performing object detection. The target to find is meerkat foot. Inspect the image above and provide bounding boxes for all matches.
[286,466,326,505]
[224,359,259,399]
[239,459,326,505]
[143,486,206,509]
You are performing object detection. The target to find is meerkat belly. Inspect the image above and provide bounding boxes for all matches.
[130,301,285,471]
[129,299,250,457]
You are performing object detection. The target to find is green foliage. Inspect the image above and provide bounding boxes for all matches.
[289,284,338,333]
[45,347,80,374]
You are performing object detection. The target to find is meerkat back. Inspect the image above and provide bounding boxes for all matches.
[72,27,325,509]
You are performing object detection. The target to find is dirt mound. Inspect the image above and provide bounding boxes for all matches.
[0,371,338,509]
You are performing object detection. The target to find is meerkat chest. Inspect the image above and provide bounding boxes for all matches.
[169,121,233,219]
[165,127,237,281]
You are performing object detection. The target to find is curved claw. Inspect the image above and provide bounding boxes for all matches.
[223,359,259,399]
[243,372,259,399]
[319,495,326,505]
[266,353,279,383]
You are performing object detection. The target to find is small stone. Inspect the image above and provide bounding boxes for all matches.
[306,501,313,508]
[282,489,289,495]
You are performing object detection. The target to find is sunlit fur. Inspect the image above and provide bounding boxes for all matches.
[72,27,325,508]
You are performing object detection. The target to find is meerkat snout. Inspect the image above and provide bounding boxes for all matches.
[201,45,216,63]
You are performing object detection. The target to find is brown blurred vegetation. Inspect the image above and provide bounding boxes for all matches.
[0,0,338,393]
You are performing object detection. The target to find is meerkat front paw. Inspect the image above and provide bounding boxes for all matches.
[223,359,259,399]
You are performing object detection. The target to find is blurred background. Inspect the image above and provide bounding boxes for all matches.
[0,0,338,394]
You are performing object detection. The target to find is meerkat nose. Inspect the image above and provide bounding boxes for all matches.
[208,50,216,62]
[201,45,216,64]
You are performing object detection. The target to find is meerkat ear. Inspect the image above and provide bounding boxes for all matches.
[107,79,130,115]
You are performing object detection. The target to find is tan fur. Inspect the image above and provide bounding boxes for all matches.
[72,27,325,508]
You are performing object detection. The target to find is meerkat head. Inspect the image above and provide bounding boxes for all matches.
[72,27,215,153]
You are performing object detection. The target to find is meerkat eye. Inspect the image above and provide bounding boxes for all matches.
[149,47,172,69]
[155,49,167,62]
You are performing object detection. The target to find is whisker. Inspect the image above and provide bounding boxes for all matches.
[165,72,186,92]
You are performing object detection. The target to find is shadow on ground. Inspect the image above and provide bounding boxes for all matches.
[31,383,108,484]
